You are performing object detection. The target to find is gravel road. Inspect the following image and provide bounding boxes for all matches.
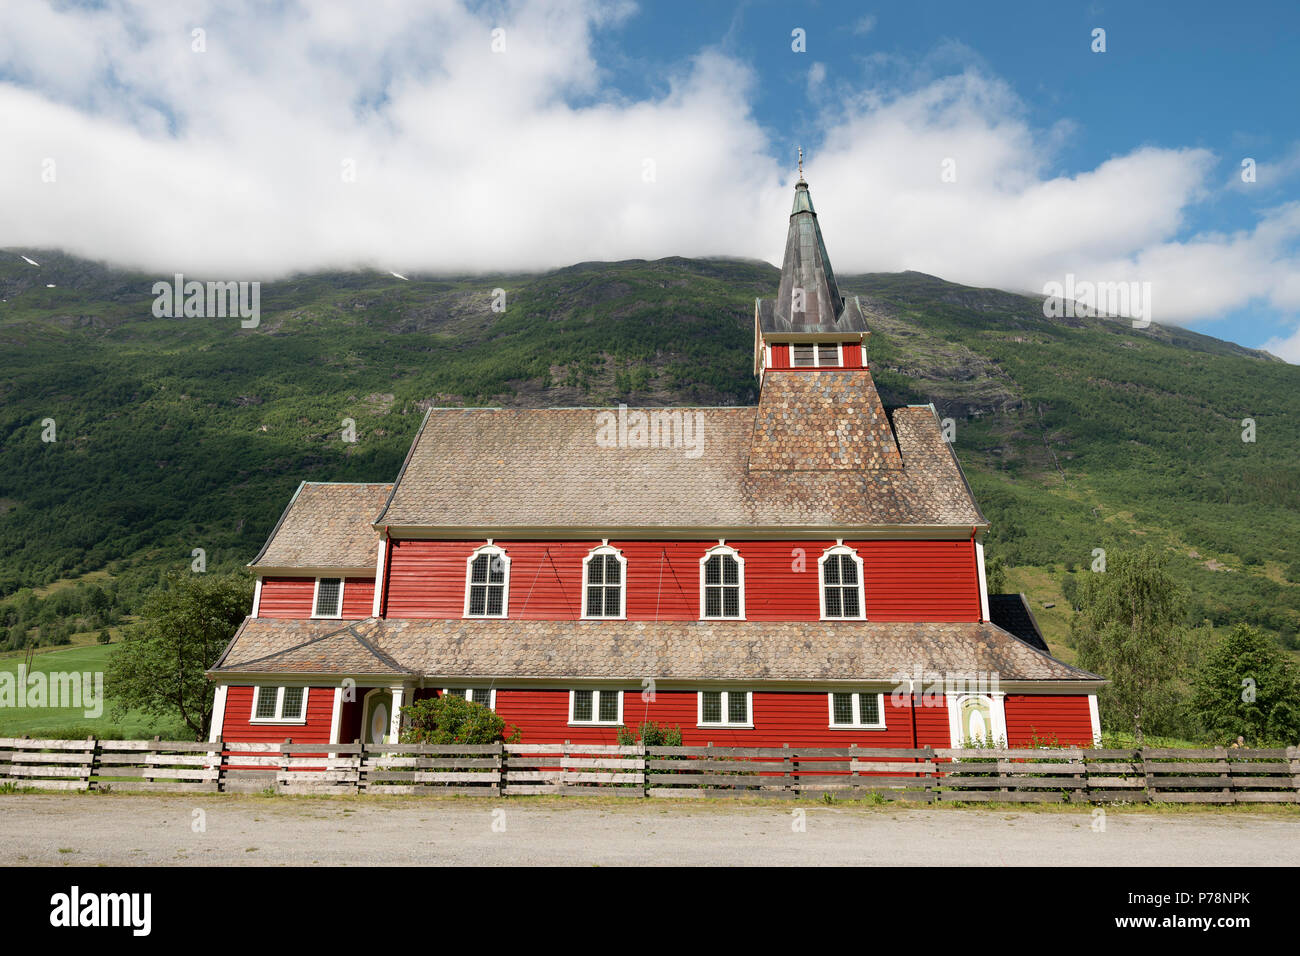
[4,794,1298,866]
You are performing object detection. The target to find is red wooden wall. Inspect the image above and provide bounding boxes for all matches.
[219,685,335,743]
[258,576,375,619]
[383,539,980,622]
[1004,694,1095,746]
[491,688,955,747]
[767,342,866,369]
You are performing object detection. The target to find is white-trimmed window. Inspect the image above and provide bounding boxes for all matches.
[700,546,744,619]
[791,343,842,368]
[569,689,622,725]
[464,545,510,618]
[250,685,309,723]
[819,547,865,619]
[444,687,496,709]
[582,547,626,619]
[698,690,752,728]
[828,692,885,729]
[312,577,343,618]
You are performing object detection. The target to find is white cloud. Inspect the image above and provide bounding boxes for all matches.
[1261,325,1300,362]
[0,0,1297,353]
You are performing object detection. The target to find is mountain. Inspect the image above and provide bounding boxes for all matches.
[1,249,1297,660]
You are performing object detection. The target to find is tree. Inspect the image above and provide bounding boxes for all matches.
[106,571,253,740]
[1071,548,1190,740]
[984,556,1007,594]
[1190,623,1300,745]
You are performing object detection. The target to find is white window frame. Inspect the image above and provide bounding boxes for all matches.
[818,546,866,620]
[311,577,344,619]
[827,691,886,729]
[699,544,745,620]
[697,690,753,729]
[463,544,511,619]
[568,689,623,726]
[790,342,842,368]
[249,685,310,724]
[442,687,497,709]
[581,546,627,620]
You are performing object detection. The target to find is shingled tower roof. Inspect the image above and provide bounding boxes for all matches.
[758,175,870,335]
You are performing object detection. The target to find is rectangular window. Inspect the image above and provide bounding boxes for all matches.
[698,690,751,727]
[584,553,623,618]
[791,344,842,368]
[445,688,495,708]
[251,685,309,723]
[570,689,621,725]
[828,692,885,729]
[314,578,342,617]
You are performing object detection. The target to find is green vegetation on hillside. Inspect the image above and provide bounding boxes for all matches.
[1,250,1297,669]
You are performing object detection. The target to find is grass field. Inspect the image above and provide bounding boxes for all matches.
[0,642,188,739]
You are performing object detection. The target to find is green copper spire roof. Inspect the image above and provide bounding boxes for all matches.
[759,174,866,334]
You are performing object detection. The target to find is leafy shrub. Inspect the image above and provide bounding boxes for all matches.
[400,694,520,745]
[616,721,683,747]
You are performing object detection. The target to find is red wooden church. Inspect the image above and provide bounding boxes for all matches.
[208,174,1103,749]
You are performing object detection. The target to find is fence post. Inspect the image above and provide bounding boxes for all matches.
[638,742,647,799]
[213,739,226,792]
[86,735,98,792]
[1140,747,1154,804]
[922,746,935,804]
[849,743,858,793]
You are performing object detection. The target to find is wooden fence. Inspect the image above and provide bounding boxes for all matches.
[2,738,1298,803]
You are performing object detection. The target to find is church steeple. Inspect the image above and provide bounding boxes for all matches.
[774,173,847,330]
[753,158,870,378]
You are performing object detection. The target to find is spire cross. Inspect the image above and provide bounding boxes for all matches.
[797,146,804,179]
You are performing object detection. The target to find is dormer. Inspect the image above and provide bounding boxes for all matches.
[754,171,871,382]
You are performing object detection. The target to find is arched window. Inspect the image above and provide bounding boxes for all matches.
[464,544,509,618]
[949,694,1007,748]
[582,546,626,619]
[700,545,744,619]
[819,546,865,620]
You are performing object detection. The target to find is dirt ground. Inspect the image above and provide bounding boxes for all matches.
[3,793,1298,866]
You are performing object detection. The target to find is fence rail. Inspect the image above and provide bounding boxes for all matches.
[1,738,1298,802]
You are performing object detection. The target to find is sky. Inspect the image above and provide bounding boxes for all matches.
[1,0,1298,358]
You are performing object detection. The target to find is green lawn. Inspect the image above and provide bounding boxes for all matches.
[0,643,189,739]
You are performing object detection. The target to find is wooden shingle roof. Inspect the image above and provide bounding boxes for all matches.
[250,482,391,571]
[375,387,982,532]
[209,616,1099,684]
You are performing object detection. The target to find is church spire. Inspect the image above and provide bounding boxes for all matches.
[773,165,847,331]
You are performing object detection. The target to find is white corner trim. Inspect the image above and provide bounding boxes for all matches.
[372,541,387,617]
[209,684,228,743]
[1088,693,1102,746]
[975,540,991,622]
[389,684,406,742]
[251,577,263,617]
[329,686,343,747]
